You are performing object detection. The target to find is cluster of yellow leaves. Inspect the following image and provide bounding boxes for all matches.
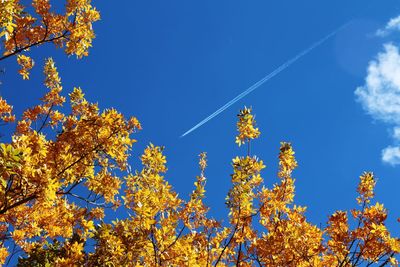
[235,106,260,146]
[0,97,15,122]
[0,0,100,78]
[0,0,21,38]
[88,145,220,266]
[324,173,400,266]
[0,246,7,266]
[357,171,376,204]
[184,152,209,228]
[16,54,34,79]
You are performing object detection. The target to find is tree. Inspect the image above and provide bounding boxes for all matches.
[0,1,399,266]
[0,1,120,265]
[81,107,400,266]
[1,92,399,265]
[0,57,141,265]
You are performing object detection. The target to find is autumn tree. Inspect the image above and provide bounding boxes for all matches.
[1,1,399,266]
[3,91,399,265]
[0,58,141,265]
[0,1,142,264]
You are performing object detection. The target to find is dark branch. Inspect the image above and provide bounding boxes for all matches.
[0,31,70,62]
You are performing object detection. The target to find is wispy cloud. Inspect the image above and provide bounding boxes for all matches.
[392,126,400,139]
[356,19,400,165]
[382,146,400,166]
[376,15,400,36]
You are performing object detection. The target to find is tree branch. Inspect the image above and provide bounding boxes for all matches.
[0,31,70,62]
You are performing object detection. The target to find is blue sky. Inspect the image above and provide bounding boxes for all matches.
[2,0,400,236]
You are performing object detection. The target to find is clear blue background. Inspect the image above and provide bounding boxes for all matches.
[2,0,400,236]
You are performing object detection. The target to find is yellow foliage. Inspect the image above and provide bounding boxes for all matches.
[0,58,140,266]
[1,94,399,266]
[17,54,34,79]
[0,97,15,122]
[235,106,260,146]
[0,2,398,264]
[0,0,100,77]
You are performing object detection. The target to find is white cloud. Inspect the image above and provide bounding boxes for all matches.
[376,15,400,36]
[382,146,400,165]
[355,42,400,166]
[393,126,400,140]
[355,43,400,124]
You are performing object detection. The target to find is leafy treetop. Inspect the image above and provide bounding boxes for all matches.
[0,0,100,79]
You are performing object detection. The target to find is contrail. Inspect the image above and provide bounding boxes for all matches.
[180,22,351,138]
